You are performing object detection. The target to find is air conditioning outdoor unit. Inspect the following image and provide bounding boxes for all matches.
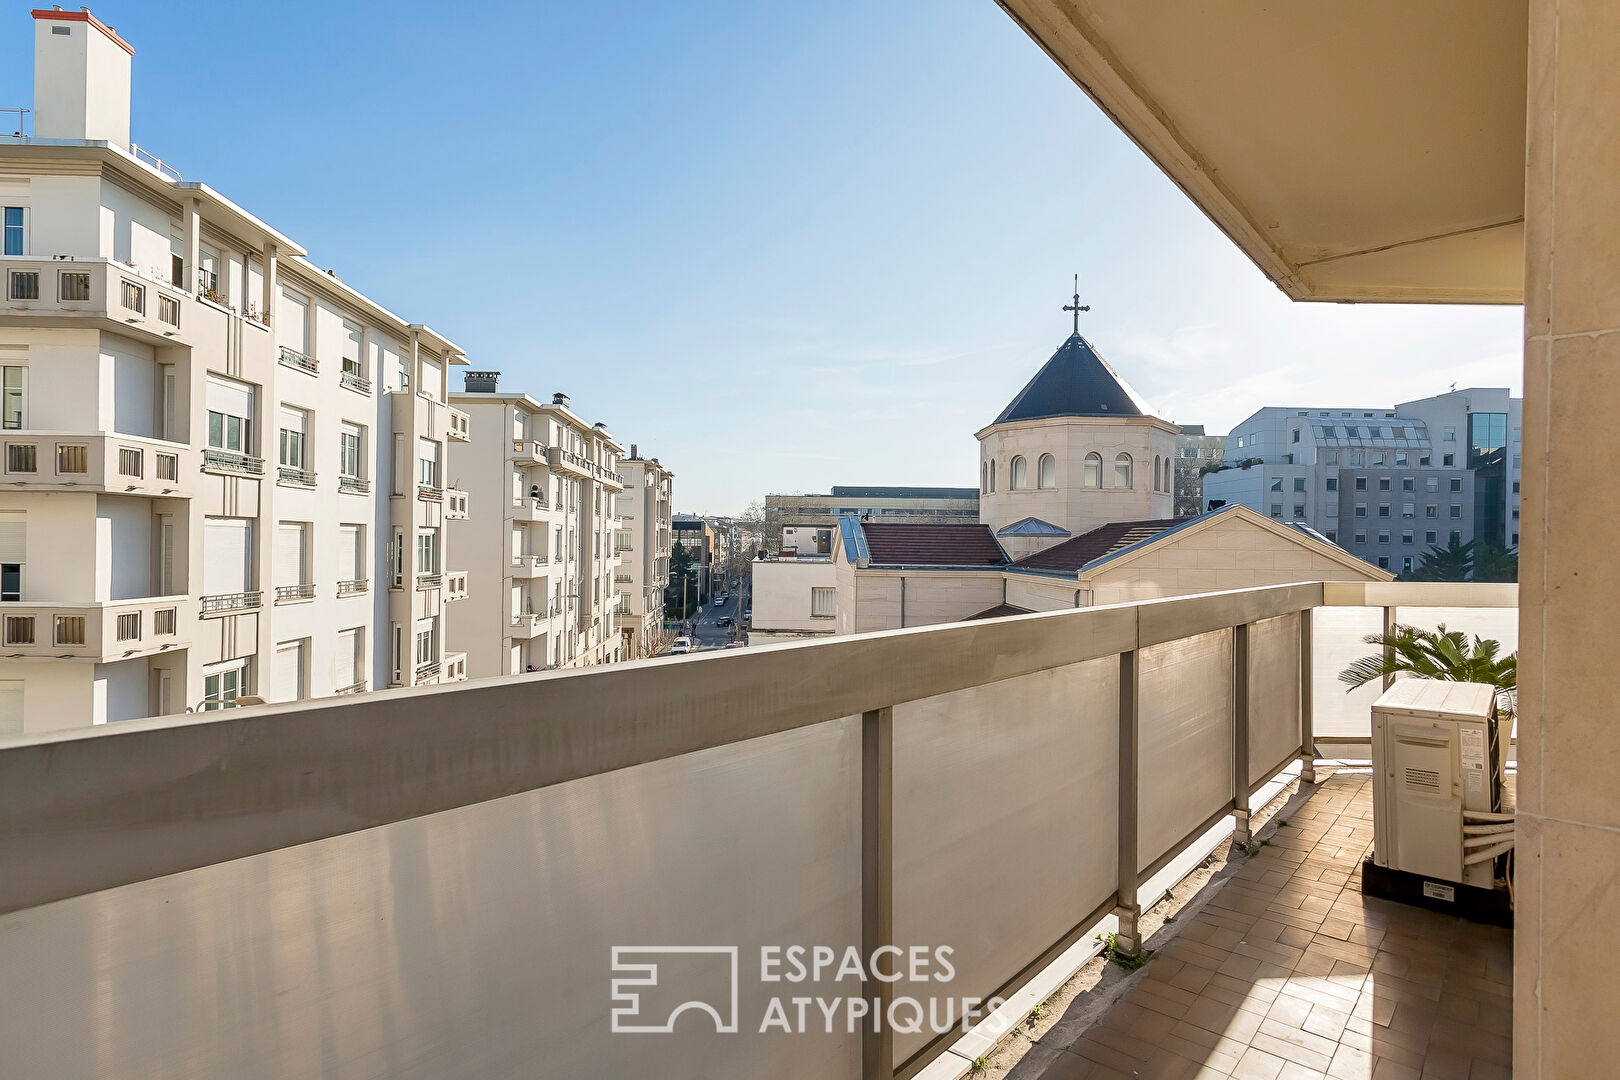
[1367,678,1513,920]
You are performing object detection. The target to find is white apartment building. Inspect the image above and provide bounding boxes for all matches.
[613,446,673,659]
[0,9,470,732]
[1204,389,1523,574]
[447,377,624,675]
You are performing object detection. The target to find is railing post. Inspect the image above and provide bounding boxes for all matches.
[1114,650,1142,956]
[1299,608,1316,784]
[1381,605,1397,691]
[1232,623,1252,847]
[861,707,894,1080]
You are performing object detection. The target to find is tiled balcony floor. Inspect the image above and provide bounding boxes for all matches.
[1010,769,1513,1080]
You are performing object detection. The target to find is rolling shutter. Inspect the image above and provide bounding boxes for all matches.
[205,375,252,419]
[333,629,361,688]
[0,511,25,562]
[338,525,360,582]
[275,523,306,585]
[271,641,303,702]
[202,518,250,596]
[279,289,308,350]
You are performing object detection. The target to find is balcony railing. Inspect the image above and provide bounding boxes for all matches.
[277,466,316,487]
[0,433,194,495]
[339,368,371,394]
[445,571,469,601]
[278,346,317,375]
[334,680,366,696]
[444,652,468,681]
[547,446,624,489]
[416,572,442,589]
[338,474,370,495]
[447,407,471,442]
[274,583,315,603]
[417,484,443,502]
[414,659,440,680]
[202,448,263,475]
[511,439,546,463]
[0,596,189,660]
[0,582,1516,1079]
[445,488,469,519]
[199,590,261,615]
[336,578,368,597]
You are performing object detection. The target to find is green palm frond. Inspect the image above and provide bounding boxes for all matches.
[1340,623,1516,703]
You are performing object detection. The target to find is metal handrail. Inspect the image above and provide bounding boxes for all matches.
[340,369,371,394]
[278,346,317,374]
[278,466,316,486]
[274,583,315,603]
[202,449,263,475]
[336,579,368,596]
[338,475,370,494]
[200,590,261,614]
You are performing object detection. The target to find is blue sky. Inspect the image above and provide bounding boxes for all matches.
[2,1,1522,514]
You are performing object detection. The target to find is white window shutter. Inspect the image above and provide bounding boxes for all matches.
[202,518,250,595]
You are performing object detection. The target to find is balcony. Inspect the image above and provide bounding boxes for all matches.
[444,652,468,681]
[0,582,1517,1078]
[336,578,368,597]
[0,258,189,345]
[510,610,545,636]
[200,590,261,615]
[447,407,471,442]
[445,571,469,602]
[445,488,469,519]
[339,367,371,395]
[415,572,442,590]
[417,484,443,503]
[333,680,367,696]
[413,659,440,681]
[278,345,317,375]
[509,496,549,522]
[0,595,191,661]
[277,466,316,488]
[338,474,370,495]
[509,554,548,578]
[511,438,547,464]
[547,446,624,490]
[274,583,315,604]
[0,432,194,497]
[202,448,264,476]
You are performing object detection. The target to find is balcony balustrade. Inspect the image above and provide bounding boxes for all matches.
[445,488,469,519]
[274,583,315,603]
[510,438,546,464]
[336,578,368,597]
[546,446,624,489]
[445,571,469,601]
[202,448,263,476]
[413,659,440,681]
[339,368,371,394]
[0,595,190,660]
[199,590,261,615]
[0,582,1515,1079]
[415,572,442,590]
[0,432,194,496]
[338,474,370,495]
[447,408,471,442]
[278,346,317,375]
[277,466,316,487]
[333,680,367,696]
[417,484,443,502]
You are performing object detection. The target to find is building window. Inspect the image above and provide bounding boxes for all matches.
[1377,477,1390,491]
[120,278,145,314]
[1270,503,1282,518]
[1324,451,1338,465]
[1395,452,1407,466]
[1402,477,1414,491]
[340,423,363,483]
[1083,453,1101,489]
[810,587,836,618]
[1402,556,1414,574]
[1325,530,1337,543]
[1354,504,1366,518]
[1325,477,1338,492]
[1378,556,1390,569]
[1293,504,1305,518]
[1450,504,1462,518]
[1402,503,1415,518]
[1270,478,1283,492]
[278,406,309,471]
[1,367,23,430]
[1402,531,1414,544]
[1354,530,1367,544]
[1450,477,1463,492]
[1010,455,1028,489]
[1426,477,1439,492]
[1037,453,1056,490]
[1114,453,1132,489]
[1443,426,1456,442]
[1450,530,1462,545]
[1354,477,1367,491]
[206,375,254,455]
[1378,505,1390,518]
[1512,481,1520,494]
[202,660,249,711]
[1426,531,1438,545]
[417,529,438,574]
[1378,531,1391,544]
[1443,452,1455,467]
[1425,505,1438,518]
[1293,478,1305,492]
[3,206,24,255]
[418,438,440,487]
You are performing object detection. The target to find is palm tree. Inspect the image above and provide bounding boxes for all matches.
[1402,536,1475,581]
[1339,623,1516,717]
[1473,542,1519,582]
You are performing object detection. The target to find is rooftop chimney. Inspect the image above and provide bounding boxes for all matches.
[552,392,570,407]
[33,7,133,150]
[630,443,638,458]
[463,370,500,393]
[593,421,607,430]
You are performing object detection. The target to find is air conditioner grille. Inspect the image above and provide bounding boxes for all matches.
[1405,767,1442,792]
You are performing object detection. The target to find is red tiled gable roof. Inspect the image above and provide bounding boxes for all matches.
[860,522,1008,566]
[966,603,1034,621]
[1013,519,1181,573]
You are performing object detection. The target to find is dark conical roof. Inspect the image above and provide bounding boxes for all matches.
[993,333,1157,425]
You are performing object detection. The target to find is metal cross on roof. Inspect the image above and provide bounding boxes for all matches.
[1063,274,1090,335]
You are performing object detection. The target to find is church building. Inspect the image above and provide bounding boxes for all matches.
[826,289,1391,635]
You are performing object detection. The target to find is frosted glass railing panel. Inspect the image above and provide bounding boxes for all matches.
[1312,606,1384,738]
[1138,629,1233,872]
[891,658,1119,1064]
[1394,606,1518,656]
[1248,613,1302,782]
[0,720,863,1080]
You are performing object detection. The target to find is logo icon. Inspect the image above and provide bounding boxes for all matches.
[610,946,740,1033]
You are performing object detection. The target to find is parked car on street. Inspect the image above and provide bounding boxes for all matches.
[717,616,733,628]
[713,594,727,606]
[670,637,692,655]
[724,641,745,649]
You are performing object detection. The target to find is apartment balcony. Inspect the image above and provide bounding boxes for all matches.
[339,367,371,396]
[277,466,316,488]
[0,594,192,661]
[415,572,442,591]
[547,446,624,490]
[509,554,548,578]
[336,578,368,598]
[0,257,189,346]
[447,407,471,443]
[0,582,1516,1079]
[413,659,440,682]
[277,345,317,376]
[508,612,547,637]
[417,484,443,503]
[444,652,468,681]
[445,488,469,519]
[0,432,194,498]
[445,571,469,602]
[199,590,261,616]
[508,496,550,522]
[274,583,315,604]
[338,475,371,496]
[333,680,367,696]
[201,448,264,477]
[511,439,547,465]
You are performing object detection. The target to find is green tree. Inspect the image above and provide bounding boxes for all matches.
[1473,542,1519,582]
[1403,536,1475,581]
[1339,623,1516,717]
[669,541,694,579]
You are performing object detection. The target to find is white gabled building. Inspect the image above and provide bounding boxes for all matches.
[0,8,470,732]
[447,375,624,675]
[613,447,674,658]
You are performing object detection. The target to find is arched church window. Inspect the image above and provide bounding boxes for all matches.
[1115,453,1133,489]
[1153,455,1162,491]
[1084,452,1102,489]
[1010,456,1028,490]
[1037,453,1056,489]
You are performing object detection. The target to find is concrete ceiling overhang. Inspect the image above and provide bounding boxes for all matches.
[995,1,1528,303]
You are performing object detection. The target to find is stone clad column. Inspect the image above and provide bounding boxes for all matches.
[1517,0,1620,1074]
